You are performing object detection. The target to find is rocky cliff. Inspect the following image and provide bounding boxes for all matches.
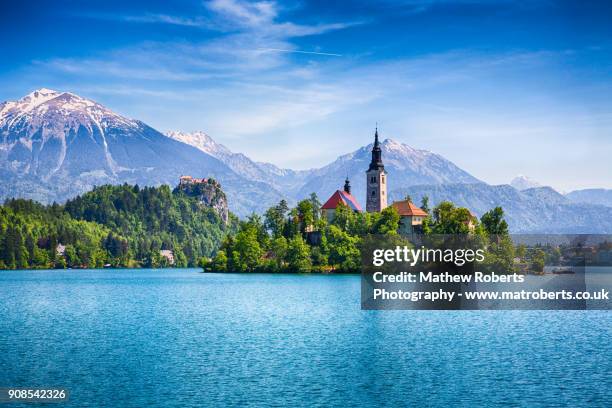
[174,179,229,224]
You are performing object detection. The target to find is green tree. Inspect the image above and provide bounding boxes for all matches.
[233,225,263,271]
[63,244,79,267]
[372,206,400,235]
[481,207,509,236]
[309,193,321,222]
[516,244,527,261]
[330,203,355,233]
[296,199,315,234]
[271,236,288,270]
[430,201,472,234]
[211,250,228,272]
[483,235,515,273]
[420,195,430,213]
[327,225,361,271]
[286,235,311,272]
[264,204,286,238]
[531,249,546,273]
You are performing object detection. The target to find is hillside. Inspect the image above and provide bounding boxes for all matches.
[0,184,237,269]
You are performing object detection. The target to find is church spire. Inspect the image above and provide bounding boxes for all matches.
[365,125,387,213]
[344,177,351,194]
[368,125,384,171]
[374,123,380,148]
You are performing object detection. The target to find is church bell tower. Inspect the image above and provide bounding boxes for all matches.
[366,127,387,212]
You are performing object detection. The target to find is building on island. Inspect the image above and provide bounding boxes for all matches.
[159,249,175,265]
[321,177,362,222]
[179,175,208,185]
[366,127,387,213]
[391,199,428,234]
[321,128,388,223]
[466,210,478,232]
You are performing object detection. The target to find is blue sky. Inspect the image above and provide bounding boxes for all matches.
[1,0,611,190]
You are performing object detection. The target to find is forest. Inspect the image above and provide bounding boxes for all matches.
[0,184,237,269]
[204,194,518,273]
[1,181,528,273]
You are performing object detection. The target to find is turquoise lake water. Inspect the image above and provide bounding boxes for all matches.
[0,268,610,407]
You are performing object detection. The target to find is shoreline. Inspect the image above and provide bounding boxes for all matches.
[0,267,362,275]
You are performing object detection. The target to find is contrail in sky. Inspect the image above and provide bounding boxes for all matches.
[259,48,343,57]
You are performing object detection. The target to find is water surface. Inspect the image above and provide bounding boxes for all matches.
[0,269,610,407]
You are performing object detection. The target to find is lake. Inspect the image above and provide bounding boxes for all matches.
[0,269,610,407]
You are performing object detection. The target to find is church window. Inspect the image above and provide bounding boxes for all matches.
[371,190,375,197]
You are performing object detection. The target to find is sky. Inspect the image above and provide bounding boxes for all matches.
[1,0,611,191]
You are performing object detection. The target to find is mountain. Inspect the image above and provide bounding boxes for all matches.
[390,184,612,233]
[510,175,542,190]
[566,188,612,208]
[2,89,610,233]
[0,89,282,215]
[165,130,311,196]
[296,138,482,208]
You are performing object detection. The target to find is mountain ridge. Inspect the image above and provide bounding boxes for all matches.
[2,89,611,232]
[0,89,284,215]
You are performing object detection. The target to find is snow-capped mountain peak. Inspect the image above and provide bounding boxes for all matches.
[166,130,232,157]
[510,175,542,191]
[0,88,139,133]
[0,89,150,181]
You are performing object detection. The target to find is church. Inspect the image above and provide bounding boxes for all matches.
[320,128,427,233]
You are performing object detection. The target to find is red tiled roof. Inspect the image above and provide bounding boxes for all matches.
[322,190,362,212]
[391,200,428,216]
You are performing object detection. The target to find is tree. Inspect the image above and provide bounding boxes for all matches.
[483,235,515,273]
[286,235,311,272]
[481,207,509,236]
[420,195,430,213]
[296,199,315,234]
[430,201,472,234]
[233,225,263,271]
[211,250,228,272]
[277,199,289,218]
[327,225,360,271]
[372,206,400,235]
[514,244,527,261]
[331,203,355,233]
[271,236,288,270]
[548,246,561,265]
[64,244,79,267]
[309,193,321,222]
[531,249,546,273]
[516,244,527,261]
[264,205,285,238]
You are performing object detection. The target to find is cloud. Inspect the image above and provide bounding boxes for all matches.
[206,0,362,36]
[64,0,356,82]
[120,14,210,27]
[79,0,360,39]
[207,0,278,28]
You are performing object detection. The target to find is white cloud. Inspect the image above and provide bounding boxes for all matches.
[15,4,610,190]
[207,0,278,28]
